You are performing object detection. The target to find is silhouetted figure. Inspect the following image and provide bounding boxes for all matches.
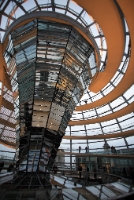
[113,147,117,154]
[86,166,90,181]
[78,165,82,178]
[0,161,4,172]
[93,167,97,179]
[111,146,117,154]
[79,146,81,153]
[85,146,89,153]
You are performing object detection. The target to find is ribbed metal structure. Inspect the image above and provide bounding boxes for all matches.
[4,19,95,177]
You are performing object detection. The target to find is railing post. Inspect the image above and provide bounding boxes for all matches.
[70,139,72,171]
[98,185,103,200]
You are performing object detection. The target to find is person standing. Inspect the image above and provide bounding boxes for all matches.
[78,165,82,178]
[113,146,117,154]
[79,146,81,153]
[85,146,89,153]
[87,166,90,181]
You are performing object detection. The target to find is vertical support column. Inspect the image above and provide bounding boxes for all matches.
[124,137,129,149]
[0,44,5,106]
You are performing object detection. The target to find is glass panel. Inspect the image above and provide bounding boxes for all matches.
[120,117,134,129]
[110,97,125,109]
[22,0,36,11]
[86,186,107,198]
[123,84,134,99]
[118,113,134,122]
[69,0,83,13]
[55,0,67,6]
[0,81,2,95]
[103,124,120,133]
[106,138,125,148]
[71,125,85,131]
[126,136,134,145]
[97,104,111,115]
[113,102,128,112]
[101,119,117,127]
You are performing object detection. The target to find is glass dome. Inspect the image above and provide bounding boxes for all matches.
[0,0,133,173]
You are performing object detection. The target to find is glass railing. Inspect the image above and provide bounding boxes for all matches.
[58,147,134,155]
[1,147,134,176]
[50,169,134,194]
[0,172,14,185]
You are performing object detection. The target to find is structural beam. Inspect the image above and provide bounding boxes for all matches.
[63,129,134,140]
[69,102,134,125]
